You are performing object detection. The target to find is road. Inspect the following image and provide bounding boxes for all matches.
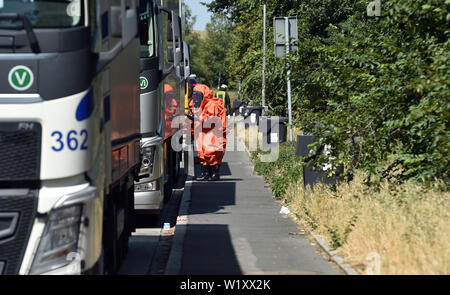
[118,173,185,275]
[119,143,341,275]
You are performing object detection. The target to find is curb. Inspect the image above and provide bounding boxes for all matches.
[242,138,359,275]
[164,176,193,275]
[306,230,358,275]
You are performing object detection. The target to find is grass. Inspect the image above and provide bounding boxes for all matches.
[287,175,450,275]
[240,126,450,275]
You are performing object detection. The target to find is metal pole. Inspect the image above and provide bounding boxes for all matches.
[238,80,241,100]
[262,0,266,115]
[285,17,293,142]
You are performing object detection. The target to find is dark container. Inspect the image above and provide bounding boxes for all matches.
[259,116,288,151]
[243,106,264,125]
[232,99,247,116]
[296,134,343,189]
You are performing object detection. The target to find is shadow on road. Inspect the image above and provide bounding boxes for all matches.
[180,224,242,275]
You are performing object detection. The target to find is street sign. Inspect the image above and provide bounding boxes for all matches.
[274,17,298,58]
[273,16,298,142]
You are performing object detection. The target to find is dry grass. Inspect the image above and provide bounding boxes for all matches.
[191,30,207,40]
[237,128,450,275]
[285,173,450,275]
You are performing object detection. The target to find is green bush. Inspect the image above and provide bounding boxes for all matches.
[252,142,304,198]
[214,0,449,187]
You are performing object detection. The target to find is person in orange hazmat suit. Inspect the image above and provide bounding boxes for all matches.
[164,83,178,138]
[187,83,227,181]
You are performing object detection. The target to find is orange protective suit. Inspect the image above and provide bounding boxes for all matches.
[192,85,227,166]
[164,84,178,138]
[188,83,208,139]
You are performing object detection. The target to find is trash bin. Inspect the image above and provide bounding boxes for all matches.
[243,106,264,125]
[296,134,343,189]
[232,100,247,116]
[259,116,288,150]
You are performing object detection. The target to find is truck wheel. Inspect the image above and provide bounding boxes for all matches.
[117,184,131,265]
[174,150,181,181]
[103,197,118,274]
[164,145,174,203]
[164,176,173,203]
[127,185,136,234]
[85,247,105,275]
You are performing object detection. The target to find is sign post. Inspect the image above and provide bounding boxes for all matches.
[262,0,267,115]
[274,16,297,142]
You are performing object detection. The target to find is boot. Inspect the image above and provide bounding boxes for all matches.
[210,165,221,181]
[196,165,210,181]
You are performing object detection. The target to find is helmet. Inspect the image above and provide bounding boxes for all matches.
[221,84,228,89]
[189,74,197,84]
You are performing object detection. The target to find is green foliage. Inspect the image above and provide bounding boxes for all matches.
[215,0,450,186]
[252,142,304,198]
[182,1,196,35]
[184,10,233,88]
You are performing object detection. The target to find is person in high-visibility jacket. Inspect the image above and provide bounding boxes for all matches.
[188,83,227,181]
[216,84,231,116]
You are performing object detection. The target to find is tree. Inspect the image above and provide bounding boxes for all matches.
[202,0,248,23]
[182,1,196,35]
[202,12,233,87]
[209,0,450,184]
[185,7,233,88]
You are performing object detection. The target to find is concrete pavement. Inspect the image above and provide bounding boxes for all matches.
[169,143,341,275]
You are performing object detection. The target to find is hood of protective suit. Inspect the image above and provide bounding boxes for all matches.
[199,88,223,119]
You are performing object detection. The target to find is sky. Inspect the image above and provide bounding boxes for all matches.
[187,0,213,31]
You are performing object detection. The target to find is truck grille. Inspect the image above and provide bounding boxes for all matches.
[0,122,41,182]
[0,189,38,275]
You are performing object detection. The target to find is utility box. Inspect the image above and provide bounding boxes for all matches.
[296,134,343,189]
[259,116,288,151]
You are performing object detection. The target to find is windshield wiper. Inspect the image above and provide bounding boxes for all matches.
[0,13,41,53]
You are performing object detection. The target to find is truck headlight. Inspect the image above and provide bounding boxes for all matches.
[135,180,159,192]
[30,205,82,274]
[141,146,156,174]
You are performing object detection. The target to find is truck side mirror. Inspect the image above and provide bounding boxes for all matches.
[110,6,122,38]
[167,20,173,42]
[167,46,174,63]
[172,14,182,65]
[122,2,138,46]
[110,0,137,44]
[95,0,138,74]
[183,41,191,80]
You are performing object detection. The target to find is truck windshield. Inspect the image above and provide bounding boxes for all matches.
[139,0,155,58]
[0,0,83,28]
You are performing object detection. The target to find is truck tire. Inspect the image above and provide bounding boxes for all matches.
[117,182,132,265]
[84,247,105,275]
[164,144,174,203]
[174,150,181,181]
[103,196,118,274]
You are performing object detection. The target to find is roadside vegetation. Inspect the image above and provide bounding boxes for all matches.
[208,0,449,274]
[246,134,449,275]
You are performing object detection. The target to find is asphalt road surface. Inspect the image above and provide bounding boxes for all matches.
[119,140,341,275]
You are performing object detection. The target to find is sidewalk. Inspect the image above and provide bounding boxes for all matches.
[171,143,341,275]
